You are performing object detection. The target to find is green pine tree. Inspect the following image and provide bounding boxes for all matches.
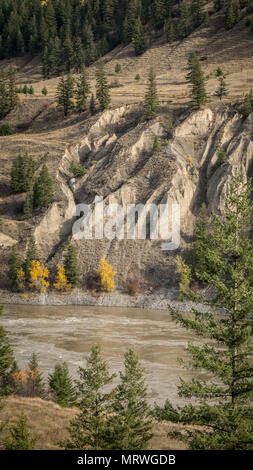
[57,74,75,116]
[122,0,139,44]
[73,37,86,73]
[95,60,111,111]
[144,67,160,120]
[90,93,96,114]
[42,46,50,79]
[153,0,166,29]
[0,304,15,394]
[27,353,45,398]
[4,413,36,450]
[33,164,53,211]
[48,363,77,407]
[186,52,207,109]
[105,349,153,450]
[203,11,211,27]
[215,67,223,77]
[215,75,229,101]
[63,242,82,288]
[7,67,18,110]
[82,23,97,65]
[133,17,146,56]
[8,247,22,292]
[153,136,160,152]
[75,65,90,112]
[0,68,17,117]
[10,154,36,194]
[225,1,236,30]
[59,345,116,450]
[23,193,33,219]
[191,0,204,28]
[63,35,74,73]
[155,173,253,450]
[178,0,192,38]
[242,89,253,117]
[0,70,10,118]
[167,21,175,43]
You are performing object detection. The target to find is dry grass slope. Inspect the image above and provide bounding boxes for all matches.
[0,396,188,450]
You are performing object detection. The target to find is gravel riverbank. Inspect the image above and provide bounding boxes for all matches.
[0,288,213,313]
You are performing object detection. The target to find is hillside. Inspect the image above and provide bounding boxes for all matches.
[0,395,189,450]
[0,2,253,292]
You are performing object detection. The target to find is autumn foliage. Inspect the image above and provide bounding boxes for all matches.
[98,258,117,292]
[29,260,50,293]
[53,265,72,292]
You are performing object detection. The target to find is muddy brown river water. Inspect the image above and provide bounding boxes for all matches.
[2,304,208,406]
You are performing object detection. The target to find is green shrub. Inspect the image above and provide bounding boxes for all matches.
[0,123,13,136]
[153,136,160,152]
[70,161,87,178]
[42,87,48,96]
[115,63,121,73]
[216,145,227,166]
[135,74,141,81]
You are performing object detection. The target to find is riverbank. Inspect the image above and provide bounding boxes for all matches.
[0,288,212,313]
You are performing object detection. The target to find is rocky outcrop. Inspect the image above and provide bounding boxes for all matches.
[1,104,252,289]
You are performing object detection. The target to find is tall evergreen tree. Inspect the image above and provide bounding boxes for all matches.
[4,413,36,450]
[48,36,62,76]
[82,22,97,65]
[63,241,82,288]
[0,304,15,394]
[95,60,111,111]
[10,154,36,194]
[48,363,77,407]
[153,0,166,29]
[27,353,44,398]
[106,349,153,450]
[45,0,57,37]
[23,193,33,219]
[225,1,236,29]
[7,67,18,110]
[7,247,22,292]
[242,89,253,117]
[75,65,90,112]
[90,93,96,114]
[73,37,86,73]
[191,0,204,28]
[167,21,175,43]
[186,52,207,109]
[155,173,253,450]
[133,17,146,56]
[62,34,74,73]
[215,75,229,101]
[33,164,53,211]
[144,67,160,120]
[42,46,50,79]
[178,0,192,38]
[57,74,75,116]
[59,345,116,450]
[0,68,17,117]
[122,0,140,44]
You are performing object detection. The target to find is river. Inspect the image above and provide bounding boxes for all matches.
[1,304,207,406]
